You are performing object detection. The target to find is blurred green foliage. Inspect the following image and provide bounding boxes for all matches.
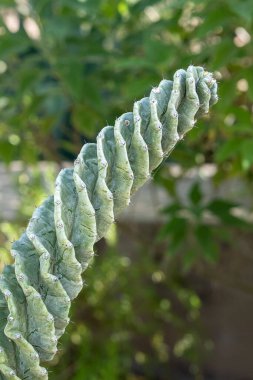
[0,0,252,171]
[0,0,253,378]
[156,178,252,266]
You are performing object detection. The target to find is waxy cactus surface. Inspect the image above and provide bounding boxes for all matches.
[0,66,218,379]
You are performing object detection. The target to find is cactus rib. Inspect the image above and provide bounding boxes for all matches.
[0,66,218,380]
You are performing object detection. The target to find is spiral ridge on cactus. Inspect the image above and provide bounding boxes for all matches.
[0,66,218,379]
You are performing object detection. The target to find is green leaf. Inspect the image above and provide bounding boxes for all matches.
[215,139,241,163]
[161,203,182,216]
[195,5,233,38]
[211,39,236,68]
[195,224,219,262]
[182,250,198,272]
[207,199,237,215]
[217,80,237,109]
[158,217,187,242]
[232,106,252,126]
[165,218,188,253]
[227,0,253,23]
[189,182,202,206]
[240,140,253,171]
[207,199,250,228]
[0,140,16,163]
[72,103,102,138]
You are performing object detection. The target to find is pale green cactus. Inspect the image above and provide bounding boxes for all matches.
[0,66,218,379]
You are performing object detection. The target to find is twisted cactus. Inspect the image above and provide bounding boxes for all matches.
[0,66,218,379]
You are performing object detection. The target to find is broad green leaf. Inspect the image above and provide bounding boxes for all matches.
[207,199,250,228]
[215,139,241,163]
[207,199,237,215]
[189,182,202,206]
[195,224,219,262]
[227,0,253,23]
[182,250,198,272]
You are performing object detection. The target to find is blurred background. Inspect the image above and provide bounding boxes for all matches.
[0,0,253,379]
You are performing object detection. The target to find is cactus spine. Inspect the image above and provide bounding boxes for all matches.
[0,66,218,379]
